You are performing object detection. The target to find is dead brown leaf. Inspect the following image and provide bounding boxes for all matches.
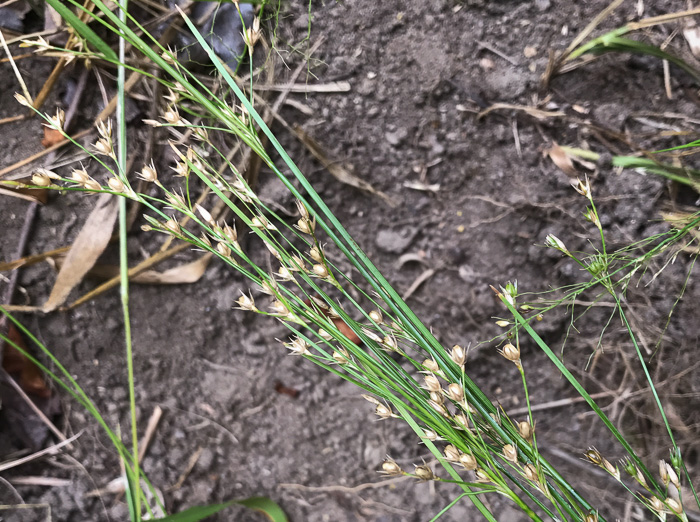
[42,193,119,312]
[2,324,51,399]
[41,126,64,148]
[545,142,579,180]
[294,125,397,207]
[59,253,214,285]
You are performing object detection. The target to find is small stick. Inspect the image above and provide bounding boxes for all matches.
[137,406,162,464]
[167,447,203,491]
[1,369,67,441]
[476,40,519,66]
[0,431,82,472]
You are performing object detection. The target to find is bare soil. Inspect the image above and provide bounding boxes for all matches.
[2,1,700,521]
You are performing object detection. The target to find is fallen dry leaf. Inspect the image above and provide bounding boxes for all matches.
[59,253,214,285]
[2,324,51,399]
[545,142,579,180]
[42,193,119,312]
[41,127,64,148]
[294,125,397,207]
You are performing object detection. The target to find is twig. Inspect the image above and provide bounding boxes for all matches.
[1,369,67,441]
[476,40,519,66]
[167,446,203,491]
[0,431,82,472]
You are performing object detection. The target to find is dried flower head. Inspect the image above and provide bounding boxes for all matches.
[31,170,53,187]
[518,420,533,442]
[46,108,65,132]
[163,218,182,236]
[284,337,310,356]
[374,403,396,420]
[369,310,383,324]
[423,374,442,393]
[584,514,598,522]
[573,176,591,198]
[523,463,538,483]
[312,263,329,279]
[235,291,257,312]
[459,452,477,470]
[474,468,490,483]
[498,342,521,366]
[217,242,232,258]
[502,444,518,463]
[309,246,324,263]
[380,457,403,476]
[495,320,510,328]
[421,358,440,374]
[453,412,469,430]
[447,383,464,403]
[413,464,435,482]
[444,444,461,463]
[332,347,349,365]
[14,92,32,107]
[138,161,159,183]
[450,344,467,367]
[429,391,444,406]
[269,300,290,316]
[107,177,126,193]
[423,429,441,441]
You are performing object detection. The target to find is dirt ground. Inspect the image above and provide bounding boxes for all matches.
[2,0,700,520]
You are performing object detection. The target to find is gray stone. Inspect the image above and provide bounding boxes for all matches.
[375,229,415,254]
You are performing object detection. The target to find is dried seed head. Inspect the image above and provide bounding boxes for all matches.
[584,514,598,522]
[235,292,257,312]
[195,204,214,225]
[284,337,310,356]
[164,218,181,235]
[666,498,683,515]
[162,106,181,125]
[450,344,467,367]
[83,177,102,192]
[14,92,32,107]
[474,468,490,483]
[31,171,52,187]
[277,266,295,282]
[502,444,518,463]
[369,310,383,324]
[193,126,209,141]
[650,496,665,513]
[380,458,402,476]
[429,391,444,406]
[94,137,114,158]
[200,234,212,248]
[428,399,449,417]
[574,176,591,198]
[444,444,461,463]
[217,242,232,258]
[518,420,533,442]
[499,343,521,365]
[423,429,440,441]
[259,279,277,295]
[422,358,440,374]
[659,460,679,488]
[166,192,187,210]
[172,161,189,178]
[584,207,601,229]
[382,334,399,351]
[361,328,383,344]
[269,300,290,316]
[374,403,395,420]
[584,448,603,466]
[453,412,469,429]
[70,168,90,185]
[318,328,333,341]
[309,246,324,263]
[332,347,349,365]
[312,263,329,278]
[524,463,538,482]
[107,177,126,193]
[295,199,310,220]
[413,464,435,481]
[138,161,158,183]
[423,374,442,393]
[447,383,463,403]
[296,217,315,235]
[495,320,510,327]
[459,452,477,470]
[46,108,65,131]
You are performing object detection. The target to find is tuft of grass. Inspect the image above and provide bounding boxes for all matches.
[3,1,700,520]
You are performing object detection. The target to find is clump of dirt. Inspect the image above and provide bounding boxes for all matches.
[1,0,699,520]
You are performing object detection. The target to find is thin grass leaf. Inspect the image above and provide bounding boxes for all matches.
[154,497,286,522]
[43,0,117,61]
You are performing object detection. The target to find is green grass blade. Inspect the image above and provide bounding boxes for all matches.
[43,0,117,61]
[154,497,287,522]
